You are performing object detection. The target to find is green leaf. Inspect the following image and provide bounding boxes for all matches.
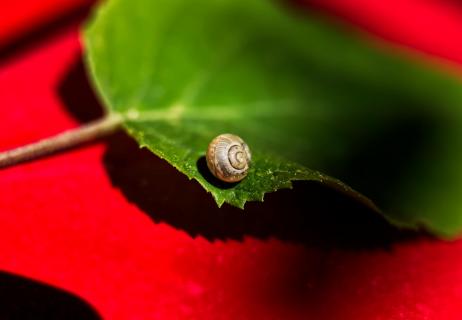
[84,0,462,237]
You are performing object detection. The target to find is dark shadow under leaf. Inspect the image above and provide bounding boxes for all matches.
[59,56,104,123]
[103,130,424,248]
[0,6,93,64]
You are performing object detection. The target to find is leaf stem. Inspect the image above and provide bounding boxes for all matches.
[0,115,123,169]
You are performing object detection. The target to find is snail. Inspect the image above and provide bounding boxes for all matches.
[206,133,251,183]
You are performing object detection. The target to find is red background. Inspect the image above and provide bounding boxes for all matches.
[1,0,462,319]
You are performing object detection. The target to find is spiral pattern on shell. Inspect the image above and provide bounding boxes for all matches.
[206,134,251,183]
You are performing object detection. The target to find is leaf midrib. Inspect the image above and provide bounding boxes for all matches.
[119,98,329,123]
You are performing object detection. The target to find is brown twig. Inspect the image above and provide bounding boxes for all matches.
[0,115,123,169]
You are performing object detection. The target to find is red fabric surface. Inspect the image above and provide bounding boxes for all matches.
[0,0,93,47]
[1,1,462,319]
[308,0,462,65]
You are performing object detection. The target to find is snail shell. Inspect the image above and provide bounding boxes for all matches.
[206,134,251,183]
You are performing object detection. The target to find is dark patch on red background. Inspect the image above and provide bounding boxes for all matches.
[0,271,101,319]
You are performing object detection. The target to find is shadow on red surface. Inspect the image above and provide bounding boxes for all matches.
[0,6,92,63]
[0,271,101,319]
